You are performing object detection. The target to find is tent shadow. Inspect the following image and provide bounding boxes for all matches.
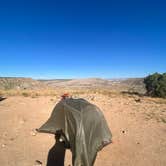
[46,137,66,166]
[0,97,7,102]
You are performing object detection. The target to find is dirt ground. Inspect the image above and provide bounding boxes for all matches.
[0,94,166,166]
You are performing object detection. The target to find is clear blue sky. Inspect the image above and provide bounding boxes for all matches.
[0,0,166,79]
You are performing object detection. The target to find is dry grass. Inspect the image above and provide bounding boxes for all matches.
[1,88,166,124]
[0,88,120,98]
[0,89,60,97]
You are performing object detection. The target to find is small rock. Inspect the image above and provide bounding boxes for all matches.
[90,96,95,101]
[48,135,52,138]
[10,137,15,141]
[30,129,37,136]
[1,144,6,148]
[2,132,8,137]
[50,98,54,102]
[135,98,141,103]
[122,130,126,134]
[19,119,26,124]
[34,160,42,166]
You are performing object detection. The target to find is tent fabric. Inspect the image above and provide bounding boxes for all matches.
[38,98,112,166]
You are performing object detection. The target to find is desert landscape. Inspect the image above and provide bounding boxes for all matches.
[0,77,166,166]
[1,0,166,165]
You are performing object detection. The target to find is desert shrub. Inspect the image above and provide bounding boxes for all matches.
[144,73,166,98]
[22,92,30,97]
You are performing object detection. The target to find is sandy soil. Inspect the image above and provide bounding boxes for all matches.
[0,94,166,166]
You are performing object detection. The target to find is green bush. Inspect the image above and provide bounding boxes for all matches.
[144,73,166,98]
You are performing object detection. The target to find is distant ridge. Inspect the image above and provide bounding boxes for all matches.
[0,77,145,93]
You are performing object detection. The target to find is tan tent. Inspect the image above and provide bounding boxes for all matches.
[38,98,112,166]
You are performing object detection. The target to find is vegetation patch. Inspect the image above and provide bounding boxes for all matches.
[144,73,166,98]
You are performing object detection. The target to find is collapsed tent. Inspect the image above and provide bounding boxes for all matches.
[38,98,112,166]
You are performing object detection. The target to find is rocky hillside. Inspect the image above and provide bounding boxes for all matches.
[117,78,146,93]
[0,77,46,90]
[0,77,146,94]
